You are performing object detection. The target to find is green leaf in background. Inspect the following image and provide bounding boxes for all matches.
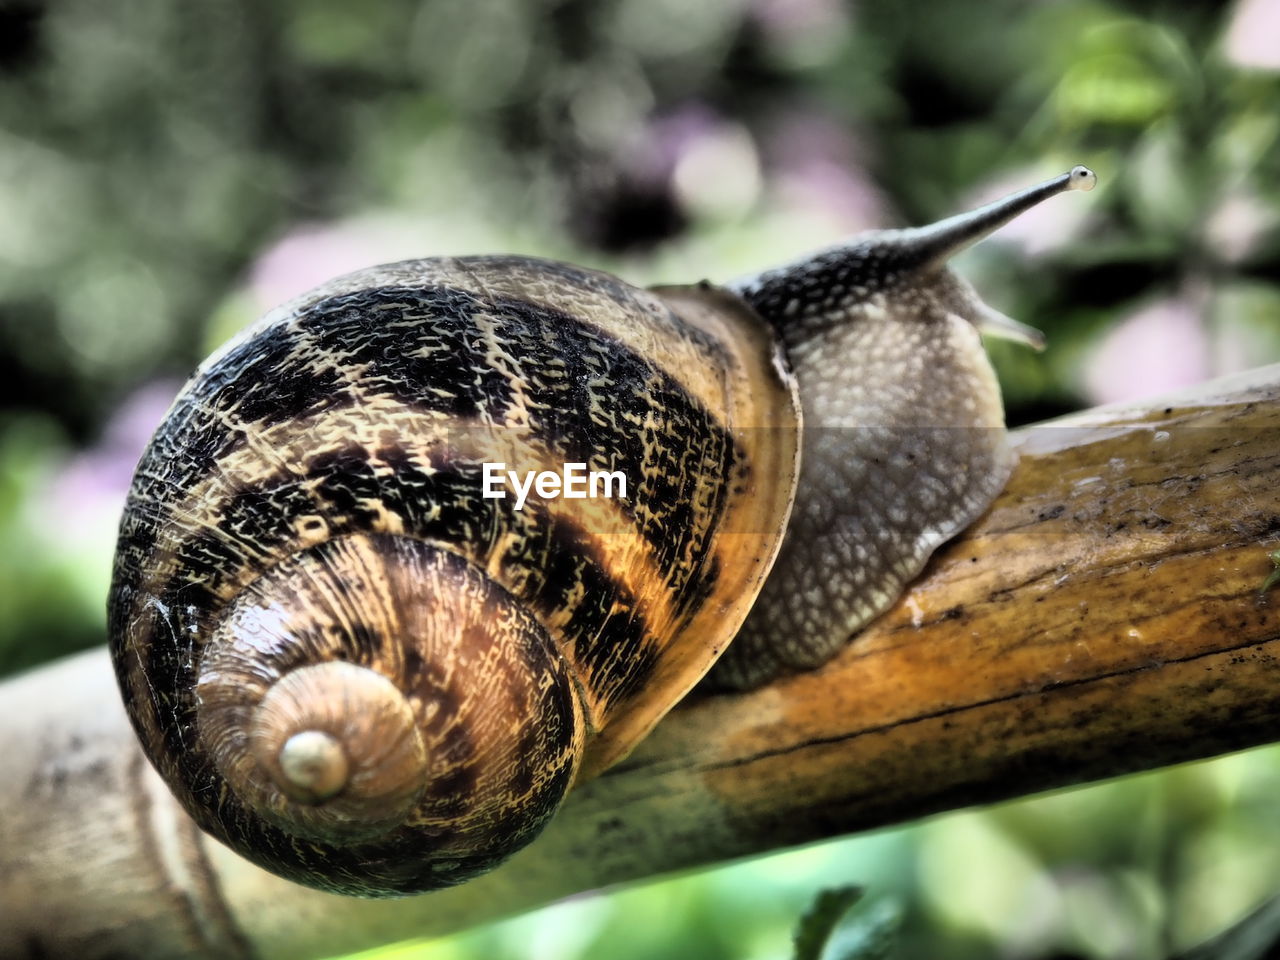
[792,886,864,960]
[820,899,903,960]
[1173,895,1280,960]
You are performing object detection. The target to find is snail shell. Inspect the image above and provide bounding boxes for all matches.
[108,257,800,896]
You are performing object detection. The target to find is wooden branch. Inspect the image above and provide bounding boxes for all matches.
[3,365,1279,960]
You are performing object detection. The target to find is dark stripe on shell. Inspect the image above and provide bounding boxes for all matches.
[169,437,658,706]
[300,283,731,596]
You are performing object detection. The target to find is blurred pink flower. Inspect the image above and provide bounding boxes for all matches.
[1083,292,1210,406]
[1224,0,1280,70]
[636,104,724,186]
[1205,189,1274,264]
[627,103,762,221]
[636,104,882,231]
[750,0,843,31]
[764,112,886,231]
[749,0,851,63]
[45,380,180,542]
[249,222,424,313]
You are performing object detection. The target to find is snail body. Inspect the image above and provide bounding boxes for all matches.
[108,166,1095,896]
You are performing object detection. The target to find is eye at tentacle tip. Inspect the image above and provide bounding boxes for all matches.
[1067,165,1097,192]
[898,163,1099,272]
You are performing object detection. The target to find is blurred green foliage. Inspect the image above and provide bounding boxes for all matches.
[1,0,1278,957]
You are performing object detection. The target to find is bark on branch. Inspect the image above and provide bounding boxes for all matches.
[3,366,1279,960]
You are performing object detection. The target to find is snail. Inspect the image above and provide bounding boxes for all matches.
[108,165,1096,897]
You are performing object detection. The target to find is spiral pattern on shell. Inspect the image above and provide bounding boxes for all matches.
[194,536,584,873]
[107,257,799,896]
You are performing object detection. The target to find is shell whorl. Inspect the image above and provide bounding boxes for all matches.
[233,661,426,836]
[193,534,585,887]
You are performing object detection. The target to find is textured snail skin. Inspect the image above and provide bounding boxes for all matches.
[711,165,1097,688]
[108,169,1092,897]
[710,258,1012,687]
